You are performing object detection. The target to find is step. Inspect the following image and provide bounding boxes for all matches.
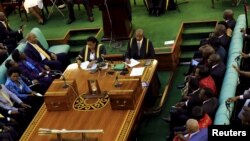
[68,39,86,46]
[179,51,194,62]
[182,32,211,40]
[183,26,215,34]
[181,44,200,52]
[181,38,201,46]
[183,21,217,30]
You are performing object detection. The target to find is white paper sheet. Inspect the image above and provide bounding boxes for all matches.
[130,67,145,76]
[80,61,97,70]
[126,58,140,67]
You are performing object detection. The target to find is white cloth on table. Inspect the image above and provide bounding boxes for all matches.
[24,0,43,13]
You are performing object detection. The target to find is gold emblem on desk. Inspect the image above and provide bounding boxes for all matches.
[73,79,109,111]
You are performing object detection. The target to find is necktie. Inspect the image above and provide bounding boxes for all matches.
[32,44,51,60]
[137,42,141,56]
[0,91,13,107]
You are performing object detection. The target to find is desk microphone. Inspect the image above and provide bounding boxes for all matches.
[53,72,68,88]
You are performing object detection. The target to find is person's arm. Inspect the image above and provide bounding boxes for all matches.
[76,48,85,63]
[232,64,250,78]
[125,39,133,60]
[147,40,155,59]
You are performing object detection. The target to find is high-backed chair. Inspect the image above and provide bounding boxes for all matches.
[30,27,70,54]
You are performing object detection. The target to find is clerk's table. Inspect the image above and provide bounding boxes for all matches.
[20,59,158,141]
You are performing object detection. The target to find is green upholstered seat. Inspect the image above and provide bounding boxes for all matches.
[30,27,70,54]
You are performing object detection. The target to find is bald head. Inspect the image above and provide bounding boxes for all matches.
[223,9,234,20]
[201,45,215,58]
[135,29,144,41]
[186,119,199,133]
[26,33,38,44]
[0,12,6,22]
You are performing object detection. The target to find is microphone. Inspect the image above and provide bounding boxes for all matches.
[53,71,68,88]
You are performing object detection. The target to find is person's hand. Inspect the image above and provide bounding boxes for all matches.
[3,126,11,131]
[240,28,246,34]
[44,65,51,71]
[51,53,57,60]
[232,65,240,73]
[76,60,81,67]
[87,61,95,68]
[227,97,238,103]
[125,58,130,64]
[241,52,249,59]
[10,110,19,115]
[20,103,32,109]
[175,102,185,108]
[32,79,39,84]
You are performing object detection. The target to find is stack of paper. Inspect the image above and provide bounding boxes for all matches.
[126,59,140,68]
[130,67,145,76]
[80,61,97,70]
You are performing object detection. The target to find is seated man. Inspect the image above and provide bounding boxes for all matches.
[66,0,94,24]
[125,28,155,61]
[0,12,24,53]
[24,33,70,71]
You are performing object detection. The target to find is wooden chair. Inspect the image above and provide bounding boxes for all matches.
[1,0,28,21]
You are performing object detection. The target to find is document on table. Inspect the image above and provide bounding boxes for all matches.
[126,58,140,67]
[80,61,97,70]
[130,67,145,76]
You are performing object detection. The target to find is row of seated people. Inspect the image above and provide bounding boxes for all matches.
[0,27,158,139]
[0,31,71,139]
[162,9,236,141]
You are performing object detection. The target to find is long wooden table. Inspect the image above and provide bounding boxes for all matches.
[20,60,158,141]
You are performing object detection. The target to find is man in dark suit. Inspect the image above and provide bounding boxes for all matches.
[223,9,236,30]
[0,12,23,53]
[125,28,155,61]
[208,54,226,92]
[24,33,70,71]
[65,0,94,24]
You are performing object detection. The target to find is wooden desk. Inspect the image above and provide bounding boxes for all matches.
[20,60,158,141]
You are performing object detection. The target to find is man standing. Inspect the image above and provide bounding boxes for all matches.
[0,12,24,53]
[66,0,94,24]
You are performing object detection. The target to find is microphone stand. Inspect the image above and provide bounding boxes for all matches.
[53,72,69,88]
[104,0,113,47]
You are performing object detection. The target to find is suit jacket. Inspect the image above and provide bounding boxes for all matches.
[210,62,226,91]
[0,22,23,44]
[18,58,44,80]
[189,128,208,141]
[24,41,52,63]
[126,37,155,59]
[202,97,218,119]
[226,19,236,30]
[77,44,106,62]
[0,84,22,111]
[218,34,230,51]
[5,78,32,100]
